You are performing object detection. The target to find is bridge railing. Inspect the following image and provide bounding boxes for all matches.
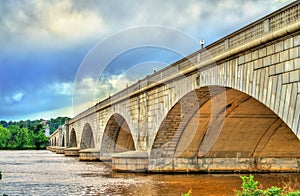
[69,1,300,123]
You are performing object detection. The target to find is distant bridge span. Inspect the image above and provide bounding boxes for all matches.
[49,1,300,173]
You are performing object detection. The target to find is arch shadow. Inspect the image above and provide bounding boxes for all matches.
[80,123,95,149]
[101,113,135,158]
[151,86,300,159]
[69,128,77,147]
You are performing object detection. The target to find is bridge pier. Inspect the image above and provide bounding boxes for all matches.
[64,147,80,156]
[112,151,148,172]
[79,148,100,161]
[48,146,58,153]
[55,147,65,154]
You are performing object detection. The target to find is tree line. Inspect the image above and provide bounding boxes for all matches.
[0,116,70,135]
[0,117,70,150]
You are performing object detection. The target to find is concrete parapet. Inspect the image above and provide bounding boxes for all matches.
[79,148,100,161]
[64,147,80,156]
[112,151,148,172]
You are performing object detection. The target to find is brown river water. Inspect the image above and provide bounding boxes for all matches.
[0,150,300,195]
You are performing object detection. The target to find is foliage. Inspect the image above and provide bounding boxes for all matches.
[181,189,192,196]
[236,175,262,196]
[48,116,70,134]
[0,116,70,135]
[0,171,2,180]
[236,175,300,196]
[0,124,48,150]
[0,126,11,149]
[0,117,70,149]
[32,130,48,150]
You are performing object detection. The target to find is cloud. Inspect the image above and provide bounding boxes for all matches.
[4,92,24,104]
[47,82,73,96]
[0,0,106,49]
[12,92,24,102]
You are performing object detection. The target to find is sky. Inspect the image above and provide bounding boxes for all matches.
[0,0,295,121]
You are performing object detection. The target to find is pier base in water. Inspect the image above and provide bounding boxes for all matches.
[112,151,148,172]
[55,147,65,154]
[112,151,300,173]
[79,148,100,161]
[64,147,80,156]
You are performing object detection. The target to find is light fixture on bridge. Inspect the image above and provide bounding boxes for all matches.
[153,66,157,73]
[200,39,205,49]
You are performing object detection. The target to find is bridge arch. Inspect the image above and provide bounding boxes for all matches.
[151,86,300,159]
[100,113,135,158]
[69,128,77,147]
[80,123,95,149]
[62,133,65,147]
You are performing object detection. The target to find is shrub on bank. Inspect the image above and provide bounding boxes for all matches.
[236,175,300,196]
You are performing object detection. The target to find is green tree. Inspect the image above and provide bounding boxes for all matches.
[7,125,19,149]
[32,130,48,149]
[0,125,11,149]
[6,125,32,149]
[14,128,30,149]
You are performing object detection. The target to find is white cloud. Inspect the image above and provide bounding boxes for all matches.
[1,0,107,49]
[4,92,24,104]
[47,82,73,96]
[1,0,294,50]
[12,92,24,102]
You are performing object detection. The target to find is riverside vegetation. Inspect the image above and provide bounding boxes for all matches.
[235,175,300,196]
[0,117,69,150]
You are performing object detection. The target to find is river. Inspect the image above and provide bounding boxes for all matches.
[0,150,299,195]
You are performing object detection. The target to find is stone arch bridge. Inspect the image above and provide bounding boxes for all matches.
[49,1,300,173]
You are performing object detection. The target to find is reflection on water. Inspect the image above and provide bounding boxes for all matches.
[0,150,300,195]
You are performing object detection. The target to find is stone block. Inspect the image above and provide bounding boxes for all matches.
[267,45,274,55]
[284,37,294,50]
[245,53,252,62]
[275,41,284,53]
[275,63,284,74]
[252,50,259,60]
[280,50,289,62]
[271,54,280,64]
[238,55,245,64]
[289,47,299,59]
[294,58,300,69]
[284,60,294,72]
[254,59,262,69]
[283,84,292,122]
[290,70,300,83]
[279,84,287,118]
[263,56,271,67]
[269,66,275,76]
[282,72,289,84]
[294,34,300,46]
[259,48,267,58]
